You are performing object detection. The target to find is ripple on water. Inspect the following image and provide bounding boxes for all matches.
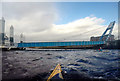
[3,49,120,81]
[93,56,109,61]
[76,59,89,63]
[55,56,66,59]
[76,59,94,65]
[67,63,80,67]
[93,56,119,62]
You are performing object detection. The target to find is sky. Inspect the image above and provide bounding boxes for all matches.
[55,2,118,25]
[1,0,120,2]
[0,2,119,42]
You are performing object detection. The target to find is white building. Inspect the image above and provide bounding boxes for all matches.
[0,17,5,45]
[10,25,14,46]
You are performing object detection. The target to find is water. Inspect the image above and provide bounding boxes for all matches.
[2,49,120,81]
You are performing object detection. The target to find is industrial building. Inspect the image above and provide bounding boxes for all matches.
[90,35,115,41]
[18,41,104,49]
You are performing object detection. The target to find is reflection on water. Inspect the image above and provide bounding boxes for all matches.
[2,49,120,81]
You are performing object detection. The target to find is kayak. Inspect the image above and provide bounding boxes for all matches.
[102,50,110,53]
[94,50,102,52]
[94,50,109,52]
[47,64,64,81]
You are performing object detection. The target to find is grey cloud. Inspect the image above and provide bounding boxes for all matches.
[2,2,56,19]
[3,2,58,38]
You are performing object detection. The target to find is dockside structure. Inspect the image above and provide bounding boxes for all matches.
[17,41,105,49]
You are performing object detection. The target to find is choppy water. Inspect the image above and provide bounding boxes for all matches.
[3,49,120,81]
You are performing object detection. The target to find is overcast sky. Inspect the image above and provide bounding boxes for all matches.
[1,2,118,42]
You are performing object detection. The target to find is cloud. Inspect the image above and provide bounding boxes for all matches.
[3,2,59,42]
[18,16,106,42]
[2,2,118,42]
[24,16,118,42]
[52,17,105,34]
[47,16,106,41]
